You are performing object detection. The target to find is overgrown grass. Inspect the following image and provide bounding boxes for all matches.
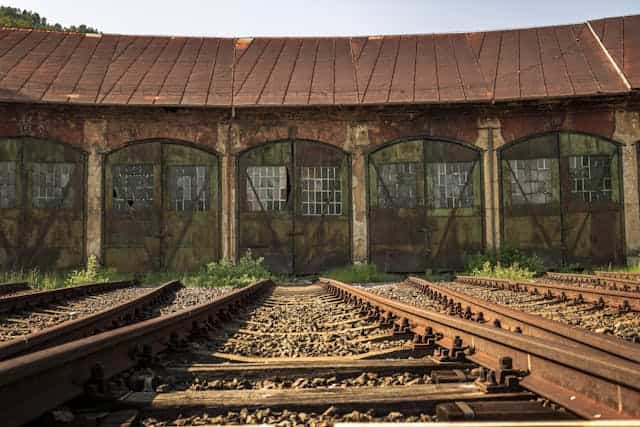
[465,247,545,275]
[185,250,272,288]
[322,262,400,283]
[471,261,535,281]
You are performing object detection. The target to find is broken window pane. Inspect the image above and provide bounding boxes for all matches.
[112,164,154,210]
[430,161,474,209]
[509,158,553,205]
[246,166,287,211]
[568,155,612,202]
[169,166,209,211]
[376,162,417,208]
[0,161,16,208]
[301,166,342,216]
[32,162,74,208]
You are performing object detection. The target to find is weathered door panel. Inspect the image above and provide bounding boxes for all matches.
[104,143,162,272]
[294,141,350,275]
[162,144,219,272]
[0,139,21,269]
[23,139,85,269]
[0,138,85,270]
[501,133,623,267]
[238,141,293,275]
[369,140,426,272]
[424,141,483,271]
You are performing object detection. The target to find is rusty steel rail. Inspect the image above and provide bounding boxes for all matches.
[595,271,640,283]
[0,281,29,296]
[407,277,640,365]
[455,275,640,312]
[0,279,273,427]
[322,278,640,420]
[545,272,640,292]
[0,279,136,314]
[0,280,182,361]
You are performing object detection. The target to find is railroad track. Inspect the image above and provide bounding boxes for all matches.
[0,278,638,426]
[456,275,640,312]
[0,282,30,297]
[595,271,640,283]
[545,272,640,292]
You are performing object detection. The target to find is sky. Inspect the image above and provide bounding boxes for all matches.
[5,0,640,37]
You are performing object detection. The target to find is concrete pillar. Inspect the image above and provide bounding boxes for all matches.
[613,111,640,259]
[218,123,239,261]
[476,118,504,251]
[84,119,108,263]
[349,123,369,263]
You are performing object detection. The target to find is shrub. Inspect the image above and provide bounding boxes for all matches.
[471,260,535,281]
[322,262,399,283]
[64,255,120,287]
[186,250,272,288]
[465,247,544,275]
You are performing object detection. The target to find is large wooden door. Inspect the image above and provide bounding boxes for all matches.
[237,140,351,275]
[369,139,483,273]
[500,132,623,267]
[104,141,220,272]
[0,137,85,270]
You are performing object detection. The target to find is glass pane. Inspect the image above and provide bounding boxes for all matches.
[509,158,553,205]
[168,165,210,211]
[32,162,75,208]
[428,161,474,209]
[301,166,342,216]
[246,166,288,211]
[0,161,16,208]
[112,164,154,210]
[377,162,418,208]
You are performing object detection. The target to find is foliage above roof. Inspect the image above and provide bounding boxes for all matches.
[0,6,98,34]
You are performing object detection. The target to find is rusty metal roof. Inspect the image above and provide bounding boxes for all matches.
[0,15,636,108]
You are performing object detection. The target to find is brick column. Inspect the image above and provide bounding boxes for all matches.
[218,122,239,261]
[476,118,504,251]
[84,119,107,263]
[614,111,640,259]
[349,123,369,263]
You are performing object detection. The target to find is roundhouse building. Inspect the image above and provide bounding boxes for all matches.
[0,15,638,274]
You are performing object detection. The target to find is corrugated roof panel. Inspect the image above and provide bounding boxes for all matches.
[476,31,500,98]
[494,30,520,100]
[96,36,153,103]
[155,37,203,105]
[309,38,335,105]
[355,37,382,103]
[206,38,233,106]
[537,26,573,97]
[71,35,122,104]
[518,28,547,99]
[181,38,218,106]
[554,25,600,96]
[19,33,83,101]
[363,37,399,104]
[283,39,316,105]
[388,36,416,103]
[414,35,438,102]
[435,35,465,102]
[624,15,640,88]
[129,37,186,105]
[236,39,285,105]
[43,35,100,102]
[258,39,301,105]
[333,38,358,104]
[451,33,491,101]
[0,14,634,108]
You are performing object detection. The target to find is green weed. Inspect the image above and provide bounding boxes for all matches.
[322,262,400,283]
[471,261,535,281]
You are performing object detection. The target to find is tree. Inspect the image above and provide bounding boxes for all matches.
[0,6,98,33]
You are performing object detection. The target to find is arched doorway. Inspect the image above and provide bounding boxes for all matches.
[500,132,623,266]
[368,138,484,272]
[103,140,220,272]
[237,140,351,275]
[0,137,86,270]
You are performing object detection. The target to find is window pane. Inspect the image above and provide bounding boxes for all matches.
[568,155,612,202]
[429,161,474,209]
[377,162,417,208]
[509,158,553,205]
[32,162,74,208]
[246,166,288,211]
[169,166,210,211]
[301,166,342,216]
[0,161,16,208]
[112,164,154,210]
